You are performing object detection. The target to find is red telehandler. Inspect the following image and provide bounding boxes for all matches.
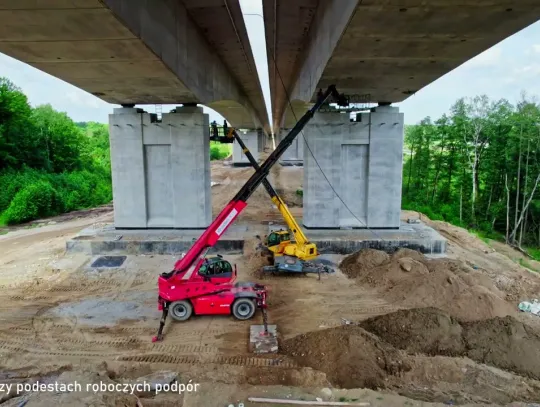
[153,85,347,342]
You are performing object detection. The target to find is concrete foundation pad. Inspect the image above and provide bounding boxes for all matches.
[279,161,303,167]
[250,324,278,354]
[66,219,446,256]
[66,223,264,255]
[277,220,447,255]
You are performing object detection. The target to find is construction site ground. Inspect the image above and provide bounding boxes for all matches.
[1,159,540,406]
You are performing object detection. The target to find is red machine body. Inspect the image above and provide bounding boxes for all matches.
[158,282,267,316]
[157,200,248,303]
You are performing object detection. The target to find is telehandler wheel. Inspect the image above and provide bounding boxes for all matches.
[169,300,193,321]
[232,298,256,320]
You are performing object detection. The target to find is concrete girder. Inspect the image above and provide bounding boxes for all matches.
[265,0,540,130]
[0,0,269,133]
[263,0,358,130]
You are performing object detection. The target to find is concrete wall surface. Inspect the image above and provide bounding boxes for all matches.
[257,128,265,153]
[303,107,403,229]
[232,130,259,165]
[278,128,305,163]
[109,106,211,229]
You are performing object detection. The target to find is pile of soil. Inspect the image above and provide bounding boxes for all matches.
[361,307,464,356]
[340,248,389,278]
[281,325,410,389]
[361,307,540,380]
[340,248,515,321]
[462,315,540,380]
[400,355,540,405]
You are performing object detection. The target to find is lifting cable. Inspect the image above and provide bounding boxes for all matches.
[266,46,386,242]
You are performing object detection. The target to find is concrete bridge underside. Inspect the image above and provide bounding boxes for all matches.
[264,0,540,129]
[0,0,269,132]
[264,0,540,230]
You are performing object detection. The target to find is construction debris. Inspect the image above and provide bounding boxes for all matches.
[519,299,540,316]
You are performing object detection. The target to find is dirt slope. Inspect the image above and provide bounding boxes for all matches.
[340,248,515,321]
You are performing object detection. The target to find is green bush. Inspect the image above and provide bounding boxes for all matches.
[0,168,43,212]
[3,181,56,224]
[0,168,112,224]
[210,142,231,160]
[527,248,540,262]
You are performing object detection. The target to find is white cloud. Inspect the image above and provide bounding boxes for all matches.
[533,44,540,53]
[514,64,540,76]
[65,90,103,109]
[464,46,502,68]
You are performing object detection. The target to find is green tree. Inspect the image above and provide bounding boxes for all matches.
[31,104,85,173]
[403,94,540,252]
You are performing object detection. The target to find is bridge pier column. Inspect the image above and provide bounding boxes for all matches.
[278,128,304,166]
[109,106,211,229]
[257,128,265,153]
[303,106,404,229]
[232,129,259,166]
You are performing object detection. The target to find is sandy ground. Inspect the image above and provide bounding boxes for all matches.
[0,161,539,406]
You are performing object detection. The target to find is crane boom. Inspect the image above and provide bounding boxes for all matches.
[154,85,345,342]
[171,85,344,276]
[229,129,310,247]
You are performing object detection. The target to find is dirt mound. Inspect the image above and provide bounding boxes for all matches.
[401,355,540,405]
[341,248,514,321]
[245,367,329,387]
[281,325,410,389]
[391,248,427,262]
[340,249,389,278]
[362,308,540,380]
[463,316,540,380]
[361,308,464,356]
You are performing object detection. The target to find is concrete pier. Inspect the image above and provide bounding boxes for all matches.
[278,128,304,166]
[232,129,260,166]
[303,106,404,229]
[109,106,211,229]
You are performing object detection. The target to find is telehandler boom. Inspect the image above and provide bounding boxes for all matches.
[228,129,333,274]
[153,86,346,341]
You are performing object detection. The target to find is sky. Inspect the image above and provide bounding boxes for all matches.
[1,1,540,127]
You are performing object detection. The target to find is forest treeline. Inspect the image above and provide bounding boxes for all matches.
[0,78,112,224]
[403,94,540,255]
[0,78,232,226]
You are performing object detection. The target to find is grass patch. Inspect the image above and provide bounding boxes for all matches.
[210,142,231,160]
[471,231,491,245]
[519,258,537,272]
[0,229,7,235]
[527,247,540,262]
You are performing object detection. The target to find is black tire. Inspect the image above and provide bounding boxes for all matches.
[232,298,256,320]
[169,300,193,322]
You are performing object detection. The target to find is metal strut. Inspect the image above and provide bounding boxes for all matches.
[152,302,169,343]
[261,306,269,335]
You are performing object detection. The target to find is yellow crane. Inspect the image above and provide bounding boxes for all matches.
[228,129,333,274]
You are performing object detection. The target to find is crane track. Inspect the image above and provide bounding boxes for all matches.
[0,340,295,369]
[118,354,297,368]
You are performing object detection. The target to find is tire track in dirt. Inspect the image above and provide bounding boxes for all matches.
[118,354,297,368]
